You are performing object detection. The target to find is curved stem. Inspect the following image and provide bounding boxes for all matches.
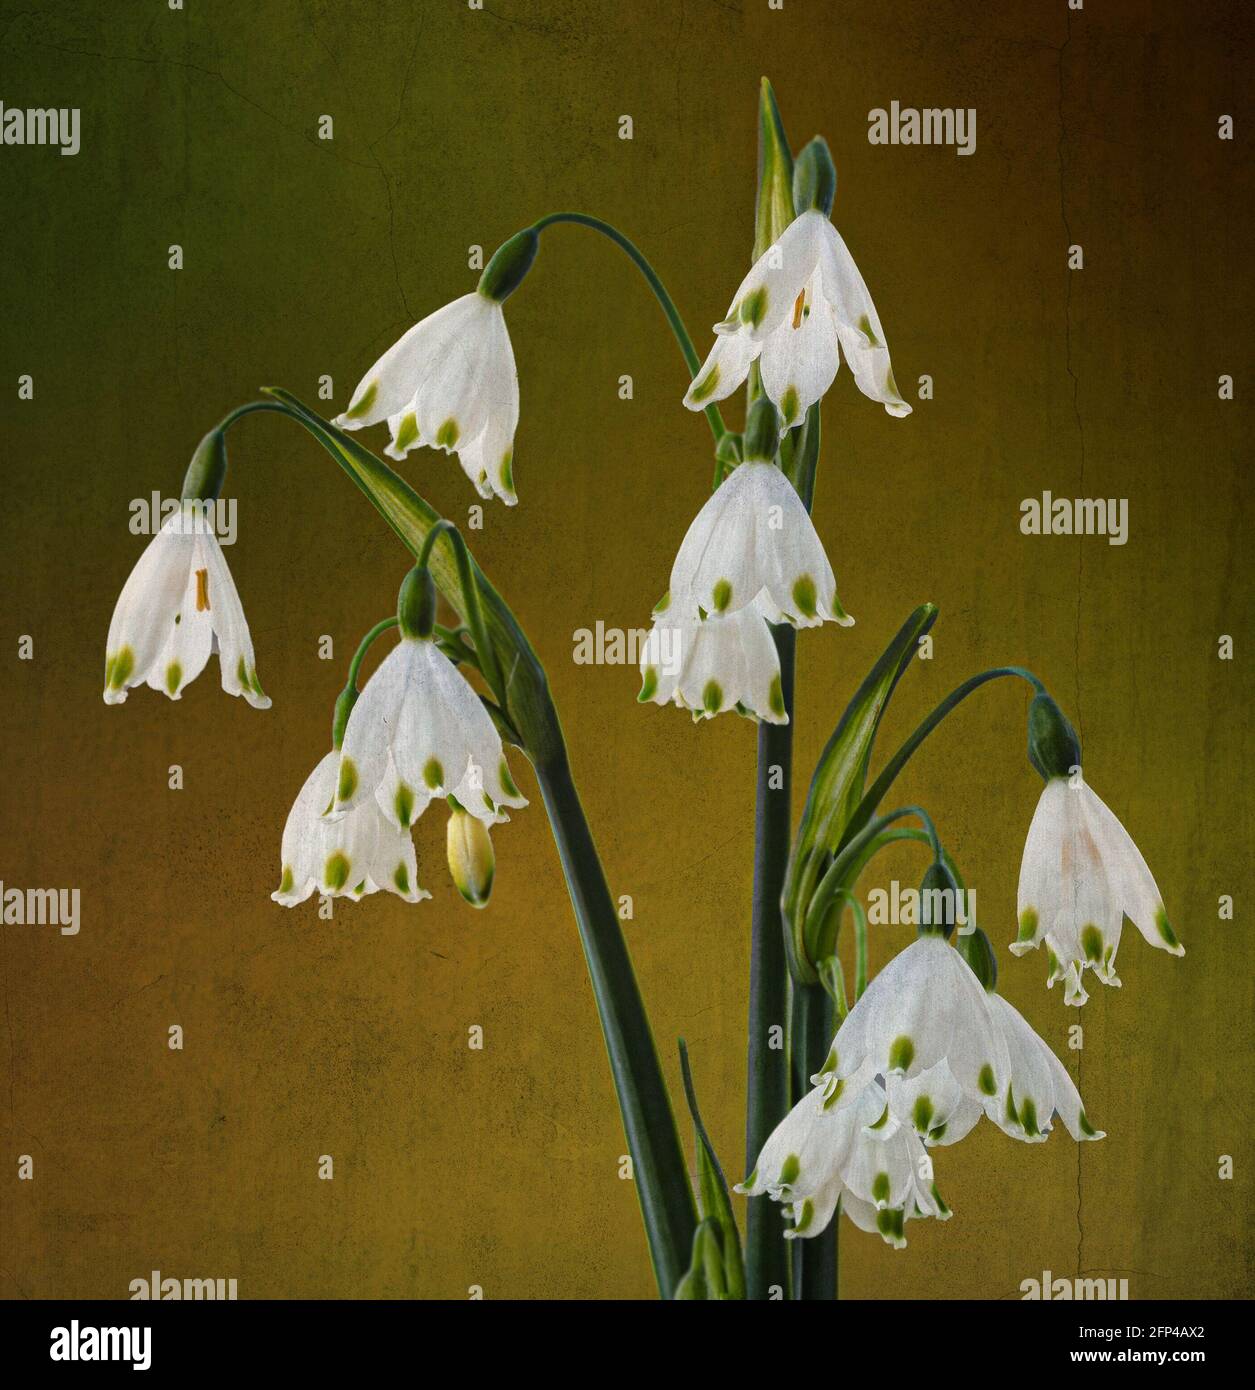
[530,211,727,445]
[216,399,293,434]
[416,520,506,709]
[804,806,941,962]
[843,667,1045,848]
[346,616,398,691]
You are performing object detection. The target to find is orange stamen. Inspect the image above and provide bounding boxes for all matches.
[792,288,806,329]
[195,568,210,611]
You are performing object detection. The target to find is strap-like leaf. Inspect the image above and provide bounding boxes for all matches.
[782,605,938,983]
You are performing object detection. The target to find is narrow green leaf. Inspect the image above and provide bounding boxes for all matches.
[782,604,939,983]
[678,1040,746,1299]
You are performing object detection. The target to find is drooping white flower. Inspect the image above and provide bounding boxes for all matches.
[272,750,429,907]
[667,460,852,628]
[736,1080,948,1247]
[330,632,527,833]
[638,604,786,723]
[1012,777,1182,1007]
[103,504,268,708]
[684,209,911,425]
[813,933,1011,1117]
[334,291,519,505]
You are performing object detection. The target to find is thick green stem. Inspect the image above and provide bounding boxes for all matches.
[534,744,696,1299]
[530,211,727,445]
[789,981,836,1300]
[744,623,795,1300]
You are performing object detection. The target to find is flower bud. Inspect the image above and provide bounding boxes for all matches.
[742,395,781,463]
[957,924,998,992]
[397,566,437,640]
[477,228,539,303]
[918,859,960,940]
[180,428,228,503]
[793,136,836,217]
[447,802,494,907]
[1027,691,1081,781]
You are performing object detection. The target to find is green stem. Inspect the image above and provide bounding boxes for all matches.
[416,520,506,709]
[530,211,727,445]
[534,743,696,1299]
[744,624,795,1300]
[346,616,398,690]
[843,667,1044,847]
[804,806,941,962]
[789,981,836,1300]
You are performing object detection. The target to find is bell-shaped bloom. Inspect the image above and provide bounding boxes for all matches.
[103,504,268,708]
[638,604,786,723]
[272,750,429,907]
[666,461,852,628]
[814,933,1011,1117]
[334,292,519,505]
[684,209,911,424]
[736,1081,948,1247]
[1012,777,1182,1007]
[330,632,527,833]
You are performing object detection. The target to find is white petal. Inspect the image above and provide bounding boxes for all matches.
[985,993,1057,1142]
[368,812,429,903]
[413,297,507,457]
[719,209,826,341]
[1082,783,1182,956]
[272,750,339,907]
[758,279,841,425]
[640,609,785,724]
[682,328,761,410]
[1012,779,1068,956]
[197,532,269,708]
[818,223,911,417]
[336,639,411,816]
[144,563,214,700]
[334,293,484,430]
[103,517,196,702]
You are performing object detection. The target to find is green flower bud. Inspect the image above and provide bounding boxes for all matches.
[397,566,437,640]
[447,803,495,908]
[957,925,998,991]
[477,228,539,303]
[792,136,836,217]
[743,395,781,463]
[180,428,228,503]
[1027,691,1081,782]
[919,860,960,940]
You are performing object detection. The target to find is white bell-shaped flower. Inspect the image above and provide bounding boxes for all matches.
[331,632,527,833]
[1013,777,1182,1007]
[736,1081,947,1247]
[103,503,268,708]
[813,932,1011,1116]
[334,292,519,505]
[667,459,851,628]
[684,209,911,424]
[637,604,786,723]
[273,750,429,907]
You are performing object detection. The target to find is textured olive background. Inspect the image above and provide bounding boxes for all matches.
[0,0,1250,1300]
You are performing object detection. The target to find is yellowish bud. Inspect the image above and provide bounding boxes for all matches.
[447,806,494,908]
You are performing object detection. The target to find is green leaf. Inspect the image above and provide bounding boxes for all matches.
[782,605,939,983]
[678,1040,746,1299]
[755,78,796,260]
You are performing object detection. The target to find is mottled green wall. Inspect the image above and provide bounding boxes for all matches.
[0,0,1250,1299]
